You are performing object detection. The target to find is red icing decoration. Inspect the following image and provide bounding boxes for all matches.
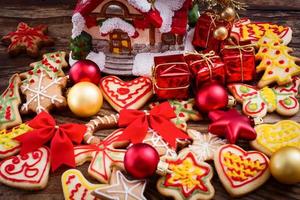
[218,145,268,188]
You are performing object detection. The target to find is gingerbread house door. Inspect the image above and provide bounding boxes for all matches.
[109,30,131,55]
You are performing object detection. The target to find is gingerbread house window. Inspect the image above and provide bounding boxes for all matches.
[162,33,176,45]
[105,4,124,16]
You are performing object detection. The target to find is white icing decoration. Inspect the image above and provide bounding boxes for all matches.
[143,129,177,159]
[72,13,85,39]
[93,170,147,200]
[180,130,226,162]
[100,17,136,37]
[20,71,64,113]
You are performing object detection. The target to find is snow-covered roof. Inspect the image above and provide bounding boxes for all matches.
[72,0,191,38]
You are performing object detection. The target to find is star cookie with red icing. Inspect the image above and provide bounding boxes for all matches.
[157,152,215,200]
[1,22,54,57]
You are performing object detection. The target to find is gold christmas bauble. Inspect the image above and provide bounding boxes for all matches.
[67,82,103,117]
[221,7,236,22]
[213,26,229,41]
[270,147,300,184]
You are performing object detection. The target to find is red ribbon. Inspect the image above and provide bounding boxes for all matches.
[117,102,189,148]
[15,112,86,171]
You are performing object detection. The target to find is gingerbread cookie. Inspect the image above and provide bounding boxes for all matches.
[255,31,300,88]
[179,129,226,162]
[20,51,68,82]
[157,152,215,200]
[251,120,300,156]
[92,169,147,200]
[1,22,54,57]
[228,77,300,118]
[143,129,178,160]
[0,74,22,130]
[74,129,128,183]
[100,76,153,112]
[0,123,32,159]
[20,71,67,114]
[149,99,202,131]
[214,144,270,197]
[62,169,104,200]
[0,146,50,190]
[231,18,292,45]
[84,113,119,144]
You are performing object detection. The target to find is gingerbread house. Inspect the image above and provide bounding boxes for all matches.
[71,0,192,75]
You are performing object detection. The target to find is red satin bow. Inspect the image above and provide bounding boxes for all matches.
[117,102,189,148]
[16,112,86,171]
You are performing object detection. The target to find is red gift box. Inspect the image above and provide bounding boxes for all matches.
[185,51,225,89]
[221,40,256,83]
[192,11,231,53]
[153,54,190,99]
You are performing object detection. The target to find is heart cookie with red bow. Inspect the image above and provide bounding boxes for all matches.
[214,144,270,197]
[0,146,50,190]
[100,76,153,112]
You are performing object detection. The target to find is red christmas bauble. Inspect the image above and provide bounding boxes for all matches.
[196,82,228,112]
[69,60,101,85]
[124,143,160,179]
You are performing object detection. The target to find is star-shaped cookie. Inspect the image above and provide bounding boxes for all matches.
[208,109,257,144]
[92,169,147,200]
[256,31,300,88]
[1,22,54,57]
[179,129,226,161]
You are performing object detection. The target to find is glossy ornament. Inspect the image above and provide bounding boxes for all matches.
[213,26,229,41]
[124,143,160,179]
[221,7,236,22]
[67,82,103,117]
[69,60,101,85]
[196,82,228,112]
[270,147,300,184]
[208,109,257,144]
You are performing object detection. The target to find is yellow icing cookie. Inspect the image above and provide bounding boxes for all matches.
[255,31,300,88]
[61,169,104,200]
[0,123,32,159]
[251,120,300,156]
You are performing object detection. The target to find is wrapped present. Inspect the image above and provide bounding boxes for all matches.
[153,54,190,99]
[192,11,231,53]
[185,51,225,89]
[221,40,256,83]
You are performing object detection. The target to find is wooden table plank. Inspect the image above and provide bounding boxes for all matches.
[0,1,299,199]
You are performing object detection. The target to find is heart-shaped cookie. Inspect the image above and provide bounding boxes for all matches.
[251,120,300,156]
[214,144,270,197]
[62,169,104,200]
[0,146,50,190]
[100,76,153,112]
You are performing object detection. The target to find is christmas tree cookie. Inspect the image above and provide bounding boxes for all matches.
[256,31,300,88]
[0,74,22,130]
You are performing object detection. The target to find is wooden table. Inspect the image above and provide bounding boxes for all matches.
[0,0,299,199]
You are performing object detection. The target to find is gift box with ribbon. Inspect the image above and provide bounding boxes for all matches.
[185,51,225,89]
[192,11,231,53]
[153,54,190,99]
[221,40,256,83]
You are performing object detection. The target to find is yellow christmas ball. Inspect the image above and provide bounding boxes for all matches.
[213,26,229,41]
[221,7,236,22]
[270,146,300,184]
[67,82,103,117]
